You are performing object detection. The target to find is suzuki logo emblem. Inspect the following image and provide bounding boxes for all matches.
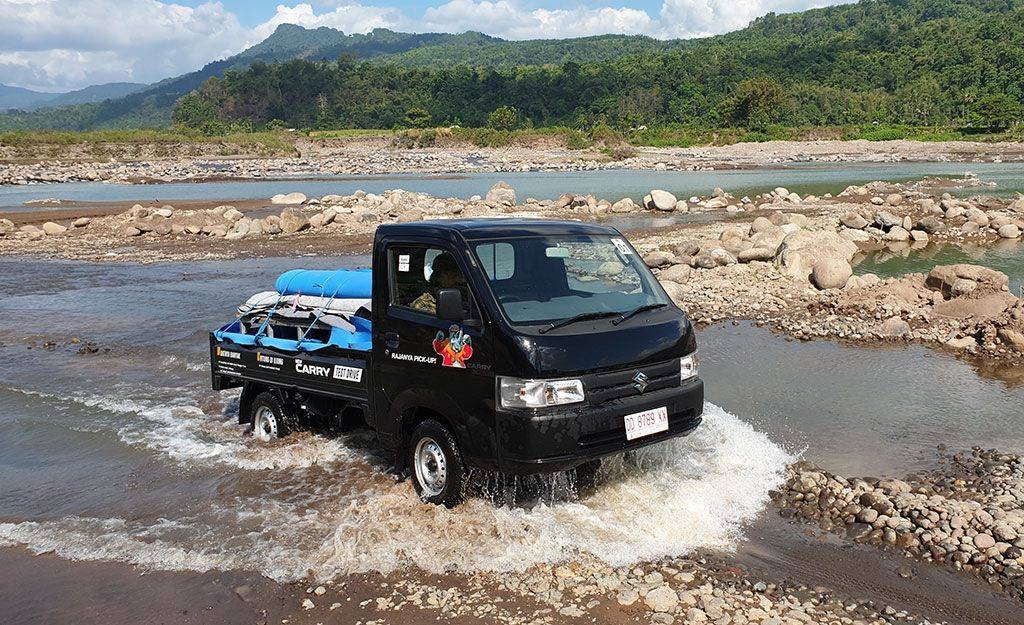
[632,371,649,393]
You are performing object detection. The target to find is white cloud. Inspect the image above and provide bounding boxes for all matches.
[0,0,249,91]
[0,0,857,92]
[658,0,853,38]
[251,3,404,41]
[422,0,656,39]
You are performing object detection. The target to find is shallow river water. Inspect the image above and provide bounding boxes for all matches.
[2,161,1024,212]
[2,255,1023,583]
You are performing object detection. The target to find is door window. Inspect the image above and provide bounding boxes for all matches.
[388,245,474,317]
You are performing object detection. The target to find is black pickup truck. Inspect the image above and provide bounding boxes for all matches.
[210,219,703,506]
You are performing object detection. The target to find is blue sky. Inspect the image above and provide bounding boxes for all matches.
[0,0,852,92]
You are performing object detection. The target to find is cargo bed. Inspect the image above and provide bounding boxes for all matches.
[210,334,370,404]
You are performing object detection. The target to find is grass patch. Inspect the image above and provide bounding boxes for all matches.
[0,128,299,155]
[307,129,393,139]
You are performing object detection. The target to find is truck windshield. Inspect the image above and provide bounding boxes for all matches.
[473,235,670,326]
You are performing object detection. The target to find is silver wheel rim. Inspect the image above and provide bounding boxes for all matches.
[254,406,278,442]
[414,437,447,498]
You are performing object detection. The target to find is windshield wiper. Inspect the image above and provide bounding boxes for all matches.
[612,303,668,326]
[538,310,622,334]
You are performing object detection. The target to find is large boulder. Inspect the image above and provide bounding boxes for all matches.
[998,224,1021,239]
[811,259,853,290]
[485,181,516,206]
[643,250,675,268]
[660,264,692,283]
[271,192,307,205]
[925,264,1009,298]
[279,210,310,234]
[840,213,869,229]
[611,197,638,213]
[776,230,858,282]
[41,221,67,235]
[647,189,678,211]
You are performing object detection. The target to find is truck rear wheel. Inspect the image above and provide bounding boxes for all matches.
[251,392,288,442]
[409,420,464,507]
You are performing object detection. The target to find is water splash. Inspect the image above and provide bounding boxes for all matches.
[0,403,793,581]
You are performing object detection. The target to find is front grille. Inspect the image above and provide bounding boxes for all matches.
[578,408,701,451]
[586,359,680,404]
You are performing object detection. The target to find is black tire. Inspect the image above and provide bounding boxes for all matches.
[250,392,289,442]
[408,420,465,507]
[575,459,602,492]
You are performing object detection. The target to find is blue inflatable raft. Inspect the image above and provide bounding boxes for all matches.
[215,269,373,352]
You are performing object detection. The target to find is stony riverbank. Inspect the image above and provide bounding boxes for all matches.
[3,176,1024,366]
[2,138,1024,185]
[285,551,945,625]
[776,448,1024,605]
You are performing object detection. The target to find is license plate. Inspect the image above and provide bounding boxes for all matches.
[624,406,669,441]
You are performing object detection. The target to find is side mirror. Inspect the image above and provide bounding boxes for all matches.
[436,288,465,321]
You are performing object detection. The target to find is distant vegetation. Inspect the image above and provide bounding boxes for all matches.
[0,0,1021,147]
[171,0,1023,140]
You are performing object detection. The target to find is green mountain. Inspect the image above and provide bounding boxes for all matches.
[0,82,147,112]
[0,84,59,111]
[174,0,1024,132]
[3,0,1023,131]
[0,24,668,130]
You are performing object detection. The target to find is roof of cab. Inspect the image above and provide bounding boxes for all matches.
[376,218,620,240]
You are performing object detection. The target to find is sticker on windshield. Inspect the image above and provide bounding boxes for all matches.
[398,254,410,272]
[612,238,633,255]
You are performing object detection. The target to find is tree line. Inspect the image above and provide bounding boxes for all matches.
[173,0,1024,135]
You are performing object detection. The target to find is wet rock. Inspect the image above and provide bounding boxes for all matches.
[882,226,910,242]
[945,336,978,350]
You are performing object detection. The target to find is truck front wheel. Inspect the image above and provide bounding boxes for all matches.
[409,420,465,507]
[250,392,289,442]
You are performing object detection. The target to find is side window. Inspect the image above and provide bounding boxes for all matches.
[475,242,515,280]
[388,245,474,317]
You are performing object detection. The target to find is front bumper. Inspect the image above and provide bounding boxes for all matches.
[495,377,704,474]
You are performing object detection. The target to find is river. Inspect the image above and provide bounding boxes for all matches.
[2,161,1023,212]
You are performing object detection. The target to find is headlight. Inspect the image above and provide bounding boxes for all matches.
[680,353,699,381]
[499,377,585,409]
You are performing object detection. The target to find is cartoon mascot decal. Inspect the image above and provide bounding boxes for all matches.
[433,325,473,368]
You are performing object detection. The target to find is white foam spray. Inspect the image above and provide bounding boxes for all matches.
[0,403,794,581]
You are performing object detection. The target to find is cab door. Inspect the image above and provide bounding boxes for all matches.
[370,238,496,464]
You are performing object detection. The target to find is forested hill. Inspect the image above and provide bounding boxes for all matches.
[2,0,1023,132]
[173,0,1024,133]
[0,25,667,130]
